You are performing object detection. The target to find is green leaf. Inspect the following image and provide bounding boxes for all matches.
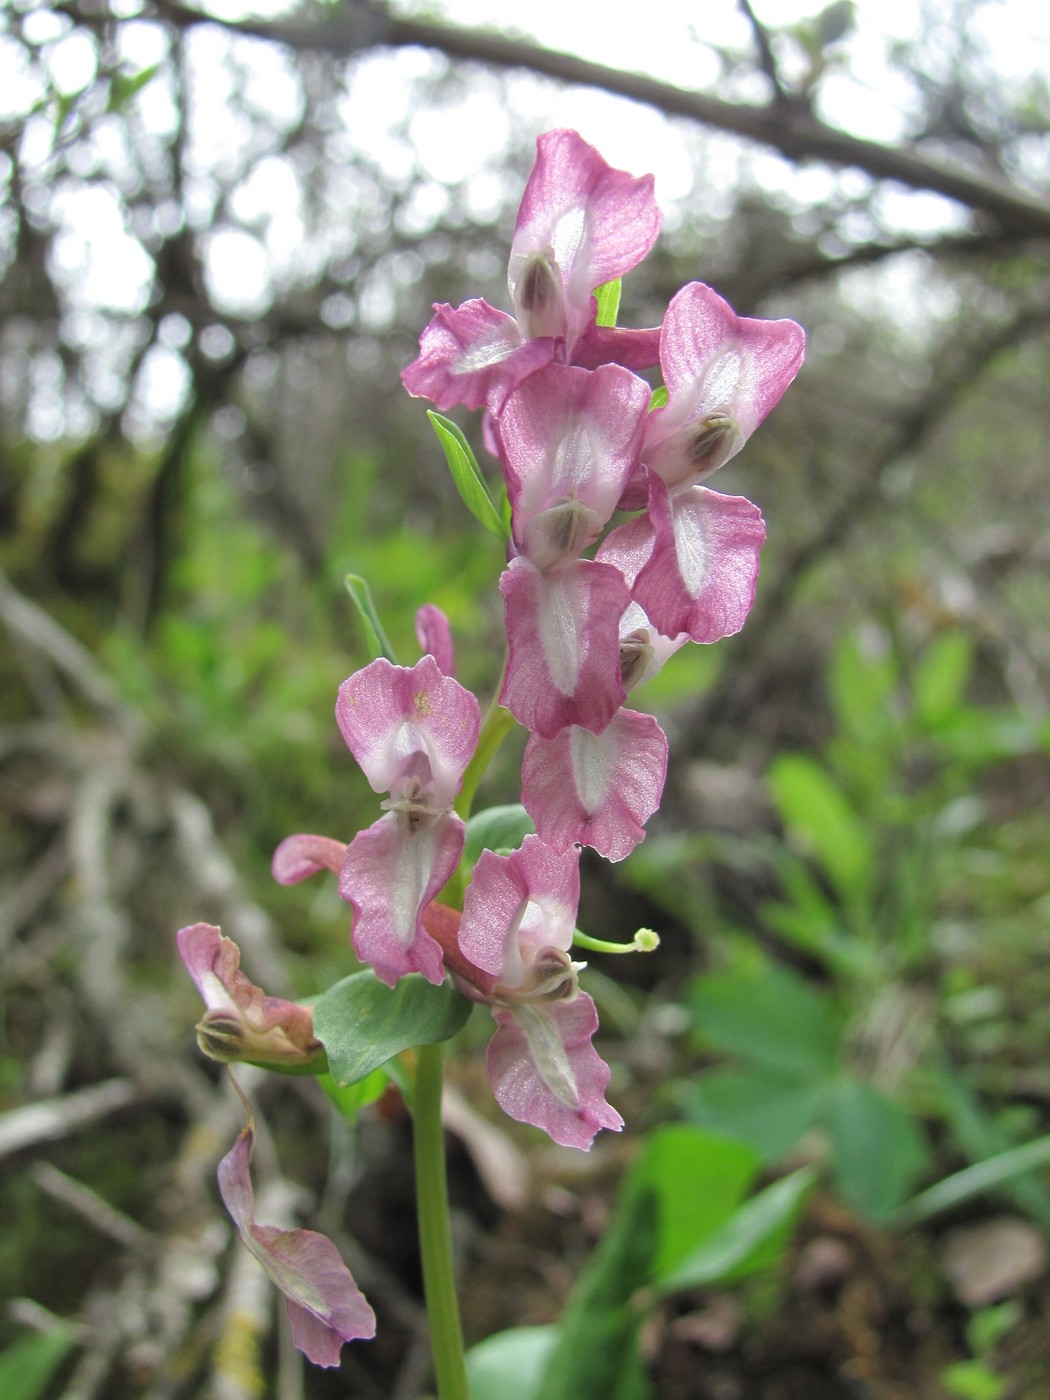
[108,64,160,113]
[464,804,535,863]
[828,627,898,743]
[313,971,472,1087]
[658,1166,816,1293]
[912,630,973,730]
[0,1326,77,1400]
[825,1080,929,1222]
[427,411,508,542]
[535,1167,657,1400]
[318,1067,388,1121]
[941,1360,1006,1400]
[648,386,668,411]
[684,1069,827,1161]
[641,1126,760,1280]
[690,962,843,1082]
[343,574,396,661]
[594,278,621,328]
[768,753,874,903]
[467,1326,559,1400]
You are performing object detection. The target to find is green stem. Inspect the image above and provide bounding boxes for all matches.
[413,1042,470,1400]
[455,662,516,822]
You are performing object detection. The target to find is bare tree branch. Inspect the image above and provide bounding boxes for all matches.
[138,0,1050,238]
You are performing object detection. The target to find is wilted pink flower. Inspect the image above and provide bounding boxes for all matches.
[335,656,480,986]
[402,130,662,413]
[218,1127,376,1366]
[455,836,623,1150]
[177,923,324,1073]
[521,708,668,862]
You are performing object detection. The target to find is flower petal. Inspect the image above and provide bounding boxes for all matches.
[401,298,554,412]
[271,834,347,885]
[487,995,624,1150]
[415,604,456,677]
[499,557,628,738]
[521,709,668,862]
[339,811,465,987]
[217,1128,375,1367]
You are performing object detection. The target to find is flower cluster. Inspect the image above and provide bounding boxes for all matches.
[177,128,803,1369]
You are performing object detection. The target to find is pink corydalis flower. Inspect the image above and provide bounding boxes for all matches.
[499,556,628,738]
[521,708,668,863]
[177,922,324,1073]
[455,835,623,1150]
[640,281,805,496]
[498,361,650,570]
[335,655,480,987]
[402,130,662,413]
[218,1127,376,1367]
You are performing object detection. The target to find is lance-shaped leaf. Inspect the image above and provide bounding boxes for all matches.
[313,969,472,1087]
[427,410,509,542]
[344,574,397,662]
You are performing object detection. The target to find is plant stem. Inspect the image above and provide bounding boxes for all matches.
[413,1041,470,1400]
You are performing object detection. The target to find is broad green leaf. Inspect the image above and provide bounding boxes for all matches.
[0,1326,77,1400]
[313,971,472,1087]
[427,411,508,541]
[825,1080,929,1222]
[641,1126,760,1280]
[594,278,621,328]
[467,1326,559,1400]
[343,573,396,661]
[319,1067,388,1121]
[657,1166,816,1293]
[690,962,843,1082]
[912,630,973,730]
[768,753,874,903]
[684,1069,827,1162]
[464,804,534,863]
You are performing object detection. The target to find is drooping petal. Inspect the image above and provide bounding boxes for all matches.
[400,298,554,412]
[499,557,628,738]
[630,476,766,642]
[644,282,805,490]
[521,709,668,862]
[457,834,580,988]
[415,604,455,677]
[509,129,662,357]
[486,994,624,1150]
[339,811,465,987]
[498,362,650,566]
[217,1128,375,1367]
[271,834,347,885]
[336,656,480,811]
[177,923,321,1069]
[571,322,662,373]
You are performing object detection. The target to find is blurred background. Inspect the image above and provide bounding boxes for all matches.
[2,0,1050,1395]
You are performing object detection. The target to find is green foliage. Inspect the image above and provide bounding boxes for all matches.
[594,278,622,328]
[464,804,535,863]
[427,411,509,543]
[530,1126,811,1400]
[313,971,473,1088]
[0,1324,76,1400]
[344,573,397,662]
[467,1327,559,1400]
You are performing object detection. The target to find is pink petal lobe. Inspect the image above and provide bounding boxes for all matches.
[217,1129,375,1367]
[499,557,628,738]
[336,656,480,810]
[340,811,464,986]
[632,477,766,643]
[272,834,348,885]
[487,994,623,1150]
[401,298,554,412]
[458,835,580,986]
[415,604,456,676]
[521,709,668,862]
[510,129,661,356]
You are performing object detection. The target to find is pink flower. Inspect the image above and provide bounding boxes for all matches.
[497,361,650,570]
[454,836,623,1150]
[641,281,805,495]
[177,923,324,1073]
[334,656,480,986]
[402,130,662,413]
[521,708,668,862]
[499,556,628,738]
[218,1127,376,1367]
